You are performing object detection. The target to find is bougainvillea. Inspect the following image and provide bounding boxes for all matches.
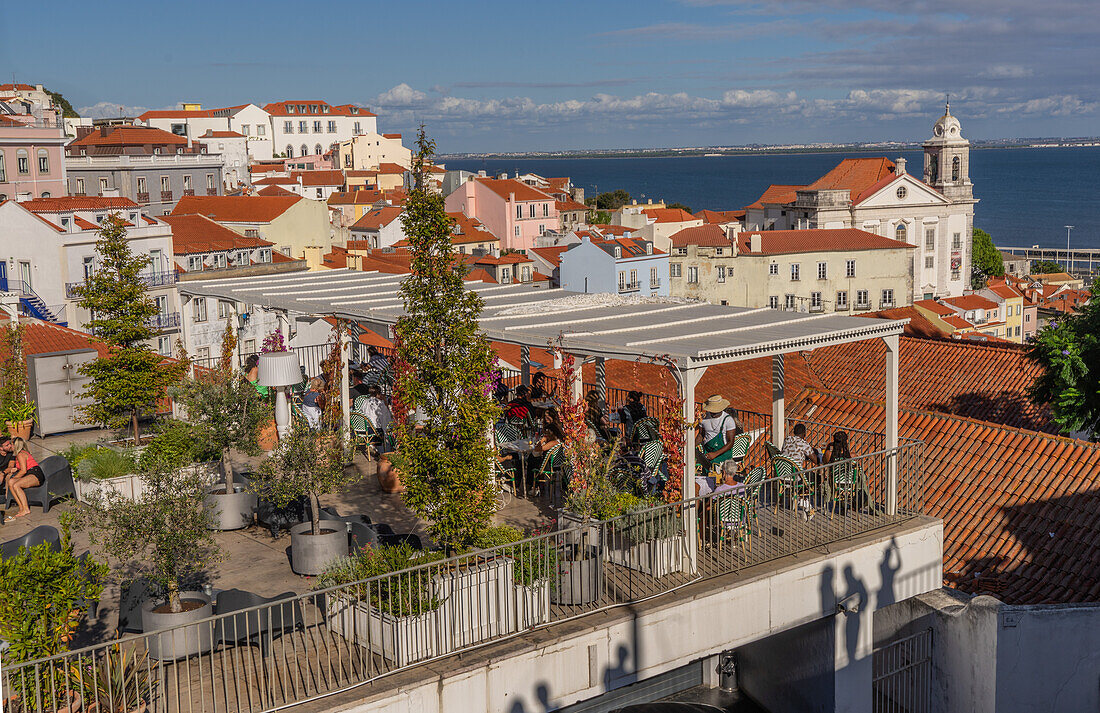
[261,327,287,353]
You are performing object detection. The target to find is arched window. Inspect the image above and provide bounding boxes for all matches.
[300,144,308,157]
[16,149,29,174]
[928,156,938,183]
[895,223,907,242]
[951,156,960,182]
[41,191,50,198]
[37,148,49,174]
[285,145,294,158]
[314,143,322,156]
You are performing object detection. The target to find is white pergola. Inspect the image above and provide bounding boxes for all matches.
[180,269,904,558]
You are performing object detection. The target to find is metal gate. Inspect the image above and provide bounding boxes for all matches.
[873,628,933,713]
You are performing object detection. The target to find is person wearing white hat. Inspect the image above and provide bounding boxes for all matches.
[697,394,742,471]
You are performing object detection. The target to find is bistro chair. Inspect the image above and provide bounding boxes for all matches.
[532,444,563,499]
[770,454,811,514]
[716,494,751,548]
[631,416,660,445]
[825,459,864,519]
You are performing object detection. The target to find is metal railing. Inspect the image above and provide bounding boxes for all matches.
[147,312,181,331]
[67,271,179,299]
[188,342,336,381]
[2,443,922,713]
[619,281,641,293]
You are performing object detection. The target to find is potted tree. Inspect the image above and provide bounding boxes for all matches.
[0,322,34,439]
[71,216,186,446]
[172,323,271,530]
[65,460,223,660]
[252,420,358,575]
[391,128,501,555]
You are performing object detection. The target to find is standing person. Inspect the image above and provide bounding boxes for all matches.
[300,377,324,429]
[355,384,393,454]
[5,438,44,520]
[530,372,551,402]
[697,395,740,471]
[364,346,390,387]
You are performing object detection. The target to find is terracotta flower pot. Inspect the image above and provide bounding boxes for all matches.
[257,419,278,451]
[6,419,32,440]
[376,455,403,494]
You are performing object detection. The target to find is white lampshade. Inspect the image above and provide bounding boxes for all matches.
[258,351,301,387]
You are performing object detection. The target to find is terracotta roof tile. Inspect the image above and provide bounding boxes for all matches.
[858,307,947,339]
[641,207,696,223]
[805,157,895,197]
[694,209,746,224]
[942,294,999,311]
[262,101,374,117]
[745,184,804,210]
[351,206,403,230]
[0,318,109,359]
[172,195,300,223]
[293,170,345,187]
[163,214,273,254]
[475,178,554,203]
[20,196,140,212]
[669,224,733,248]
[70,126,188,147]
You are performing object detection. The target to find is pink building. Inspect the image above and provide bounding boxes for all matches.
[444,177,558,251]
[0,115,67,201]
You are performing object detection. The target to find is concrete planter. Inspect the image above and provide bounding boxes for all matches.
[559,510,601,546]
[290,522,348,575]
[508,578,552,630]
[435,556,515,649]
[204,486,256,531]
[75,473,148,503]
[605,534,685,579]
[552,546,602,606]
[141,591,213,660]
[327,596,442,668]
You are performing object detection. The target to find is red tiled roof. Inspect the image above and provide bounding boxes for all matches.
[351,206,403,230]
[201,130,245,138]
[465,268,496,284]
[669,224,733,248]
[254,175,297,186]
[556,198,588,212]
[344,170,379,178]
[745,185,804,210]
[73,216,98,230]
[0,115,24,126]
[256,185,297,197]
[475,178,553,203]
[694,209,746,224]
[271,251,298,263]
[70,126,189,147]
[0,317,109,359]
[163,214,273,254]
[377,163,406,175]
[987,283,1022,300]
[942,294,999,311]
[914,299,954,316]
[138,108,218,120]
[382,133,402,139]
[805,157,895,198]
[262,101,374,117]
[293,170,345,187]
[734,228,913,255]
[250,163,284,174]
[802,336,1054,432]
[789,390,1100,604]
[21,196,141,212]
[0,83,37,92]
[172,195,300,223]
[858,307,947,339]
[327,190,386,206]
[529,246,570,269]
[642,207,696,223]
[942,315,974,329]
[590,224,633,236]
[1027,272,1077,283]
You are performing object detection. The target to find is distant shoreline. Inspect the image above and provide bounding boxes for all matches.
[439,142,1100,162]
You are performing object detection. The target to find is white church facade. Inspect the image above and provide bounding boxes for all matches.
[744,104,977,300]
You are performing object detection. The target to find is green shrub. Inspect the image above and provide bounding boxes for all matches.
[60,443,105,470]
[75,447,136,482]
[471,525,556,587]
[70,646,156,713]
[138,419,216,471]
[317,543,443,617]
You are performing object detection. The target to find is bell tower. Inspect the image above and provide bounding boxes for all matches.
[923,101,972,202]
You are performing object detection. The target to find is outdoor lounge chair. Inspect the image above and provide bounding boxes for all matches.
[0,525,61,559]
[117,577,154,634]
[4,455,75,514]
[214,589,304,656]
[770,454,811,513]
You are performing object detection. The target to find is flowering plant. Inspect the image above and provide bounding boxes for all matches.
[261,327,287,353]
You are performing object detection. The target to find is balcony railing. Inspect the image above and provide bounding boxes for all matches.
[619,281,641,293]
[160,190,173,202]
[207,187,218,195]
[1,440,922,713]
[147,311,181,331]
[136,192,150,203]
[854,301,871,311]
[650,278,662,289]
[183,188,196,196]
[67,270,178,298]
[881,301,896,309]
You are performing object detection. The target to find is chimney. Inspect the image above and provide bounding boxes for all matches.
[553,350,562,369]
[99,125,110,137]
[724,224,740,255]
[15,192,32,203]
[749,233,762,253]
[34,84,43,92]
[302,246,323,268]
[895,157,906,176]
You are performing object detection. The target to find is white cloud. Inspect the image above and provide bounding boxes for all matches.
[979,65,1034,80]
[998,94,1097,116]
[77,101,154,118]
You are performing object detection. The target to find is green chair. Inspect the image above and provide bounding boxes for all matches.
[716,495,751,547]
[727,433,752,467]
[825,460,863,518]
[349,412,374,459]
[532,444,563,498]
[640,440,665,489]
[770,454,811,513]
[743,466,766,529]
[494,421,521,447]
[631,416,660,444]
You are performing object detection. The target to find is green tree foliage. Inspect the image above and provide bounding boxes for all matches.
[44,89,80,118]
[586,189,632,210]
[971,227,1005,288]
[65,462,222,613]
[0,322,28,412]
[1029,279,1100,437]
[170,322,271,490]
[666,202,693,213]
[253,420,355,535]
[1032,260,1064,274]
[0,529,106,665]
[73,216,185,442]
[392,128,501,553]
[586,209,612,225]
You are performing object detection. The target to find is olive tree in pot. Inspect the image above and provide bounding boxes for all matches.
[64,460,223,660]
[171,323,271,530]
[251,420,358,575]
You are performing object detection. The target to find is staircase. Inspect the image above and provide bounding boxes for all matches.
[13,281,66,326]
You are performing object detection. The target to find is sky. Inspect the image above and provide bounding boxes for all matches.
[2,0,1097,152]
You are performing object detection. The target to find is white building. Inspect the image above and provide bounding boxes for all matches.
[337,132,412,171]
[349,206,405,249]
[198,130,249,190]
[264,101,376,160]
[137,104,275,161]
[743,105,977,301]
[0,197,182,354]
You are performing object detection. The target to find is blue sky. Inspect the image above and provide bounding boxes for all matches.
[3,0,1096,152]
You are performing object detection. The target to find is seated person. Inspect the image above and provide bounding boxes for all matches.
[781,423,820,467]
[585,390,617,442]
[713,460,746,496]
[5,437,44,520]
[0,436,15,478]
[538,408,565,452]
[505,384,536,433]
[355,384,393,453]
[349,370,371,399]
[363,346,390,386]
[243,354,269,397]
[530,372,551,402]
[823,431,851,464]
[619,391,648,436]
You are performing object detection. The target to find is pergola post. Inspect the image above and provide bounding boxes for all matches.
[883,334,900,515]
[520,345,531,387]
[771,354,785,448]
[678,365,701,575]
[595,357,606,398]
[340,325,352,444]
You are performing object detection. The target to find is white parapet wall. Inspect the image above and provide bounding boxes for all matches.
[320,516,942,713]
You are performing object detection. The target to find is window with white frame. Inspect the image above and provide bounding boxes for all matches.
[514,226,520,237]
[845,259,856,278]
[952,232,962,250]
[160,176,170,192]
[528,204,535,218]
[500,267,511,282]
[925,255,934,269]
[650,267,658,286]
[670,263,682,278]
[515,205,523,219]
[313,121,322,133]
[284,121,293,133]
[192,297,208,322]
[717,266,726,283]
[687,266,699,283]
[881,289,894,306]
[217,300,232,319]
[183,175,192,190]
[259,248,271,263]
[353,121,361,134]
[543,203,549,217]
[136,176,146,194]
[817,262,827,280]
[212,253,227,269]
[75,178,84,194]
[715,247,724,255]
[790,263,800,281]
[0,154,5,182]
[158,336,172,357]
[187,255,202,271]
[769,296,779,309]
[769,263,779,276]
[810,291,822,309]
[925,227,936,250]
[298,121,308,133]
[785,294,796,310]
[207,174,215,191]
[618,272,626,290]
[836,291,848,309]
[328,121,336,133]
[37,149,49,174]
[856,289,869,307]
[257,125,265,136]
[100,177,109,192]
[16,149,28,174]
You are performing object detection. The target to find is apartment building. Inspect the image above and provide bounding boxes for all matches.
[138,104,275,160]
[349,206,405,249]
[444,177,558,251]
[667,224,913,312]
[171,195,331,263]
[557,236,669,296]
[0,115,67,201]
[337,132,411,171]
[264,101,376,160]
